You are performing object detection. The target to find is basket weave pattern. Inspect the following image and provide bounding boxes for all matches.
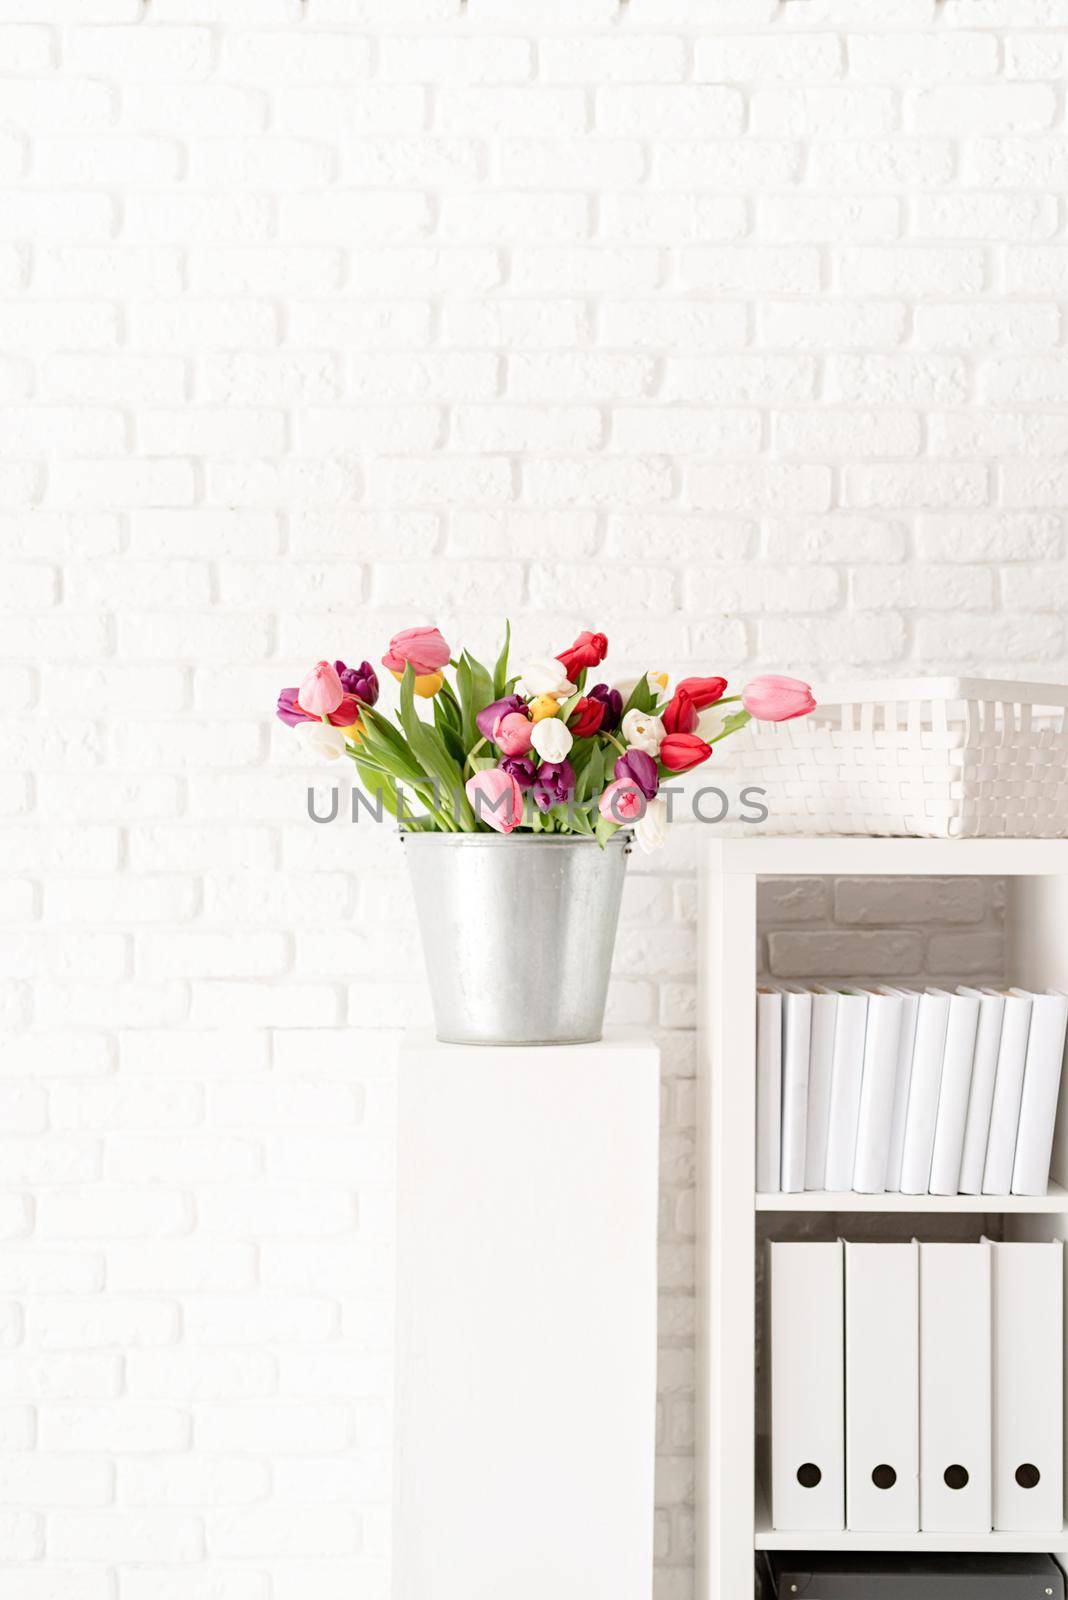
[736,679,1068,839]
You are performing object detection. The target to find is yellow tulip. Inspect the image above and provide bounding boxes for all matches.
[390,667,445,698]
[648,670,669,694]
[529,694,560,722]
[335,719,365,745]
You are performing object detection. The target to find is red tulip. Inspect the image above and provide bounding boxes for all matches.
[556,630,608,677]
[662,689,698,736]
[660,733,712,773]
[675,675,728,710]
[567,695,605,739]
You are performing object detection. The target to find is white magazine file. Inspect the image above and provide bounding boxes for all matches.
[988,1237,1063,1533]
[845,1240,919,1533]
[918,1240,992,1533]
[768,1240,844,1532]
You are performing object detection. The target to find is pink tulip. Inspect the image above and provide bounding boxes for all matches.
[465,768,524,834]
[741,674,816,723]
[297,660,345,717]
[494,711,533,757]
[599,778,646,826]
[382,626,451,677]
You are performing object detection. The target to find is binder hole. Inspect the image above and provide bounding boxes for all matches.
[944,1464,969,1490]
[872,1464,897,1490]
[1015,1462,1041,1489]
[796,1463,821,1489]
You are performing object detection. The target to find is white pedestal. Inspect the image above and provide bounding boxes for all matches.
[393,1030,660,1600]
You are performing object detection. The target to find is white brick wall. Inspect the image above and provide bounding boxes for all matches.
[3,1,1068,1595]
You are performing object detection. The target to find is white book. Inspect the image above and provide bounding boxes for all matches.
[988,1238,1063,1532]
[778,987,812,1195]
[852,990,903,1195]
[928,989,981,1196]
[982,991,1033,1196]
[755,989,782,1196]
[898,990,951,1196]
[845,1241,918,1533]
[957,988,1007,1196]
[823,990,868,1194]
[919,1241,992,1533]
[804,988,838,1192]
[1011,988,1068,1196]
[880,986,920,1193]
[768,1240,844,1532]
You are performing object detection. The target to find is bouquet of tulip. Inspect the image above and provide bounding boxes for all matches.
[276,623,815,853]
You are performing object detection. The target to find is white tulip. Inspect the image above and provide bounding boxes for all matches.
[530,716,574,763]
[515,657,575,698]
[634,796,668,855]
[295,720,348,762]
[647,670,669,698]
[621,709,665,757]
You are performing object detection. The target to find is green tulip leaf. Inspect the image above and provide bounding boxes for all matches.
[714,708,752,741]
[492,619,511,699]
[595,814,620,849]
[620,676,656,720]
[352,758,401,819]
[568,805,594,836]
[398,665,475,830]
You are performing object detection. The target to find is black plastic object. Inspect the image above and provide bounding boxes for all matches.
[764,1551,1064,1599]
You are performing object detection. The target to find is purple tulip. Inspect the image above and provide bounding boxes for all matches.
[533,758,576,813]
[499,755,536,789]
[476,694,526,742]
[335,659,379,707]
[614,748,659,800]
[588,682,623,733]
[276,687,306,727]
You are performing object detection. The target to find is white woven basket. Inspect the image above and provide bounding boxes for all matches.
[736,678,1068,839]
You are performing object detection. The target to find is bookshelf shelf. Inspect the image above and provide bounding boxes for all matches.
[697,837,1068,1599]
[754,1488,1068,1555]
[756,1182,1068,1214]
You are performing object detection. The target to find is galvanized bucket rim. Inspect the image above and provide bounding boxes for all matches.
[398,830,631,849]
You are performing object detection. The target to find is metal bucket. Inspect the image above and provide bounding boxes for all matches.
[401,831,631,1045]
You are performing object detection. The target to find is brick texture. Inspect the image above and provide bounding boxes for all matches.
[2,2,1065,1597]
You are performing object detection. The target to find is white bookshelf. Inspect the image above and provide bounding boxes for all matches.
[696,837,1068,1597]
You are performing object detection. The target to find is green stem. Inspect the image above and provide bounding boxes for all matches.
[465,736,488,772]
[351,755,460,832]
[602,732,626,755]
[410,783,460,832]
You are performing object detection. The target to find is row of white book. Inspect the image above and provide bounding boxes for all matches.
[768,1238,1063,1534]
[756,983,1068,1197]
